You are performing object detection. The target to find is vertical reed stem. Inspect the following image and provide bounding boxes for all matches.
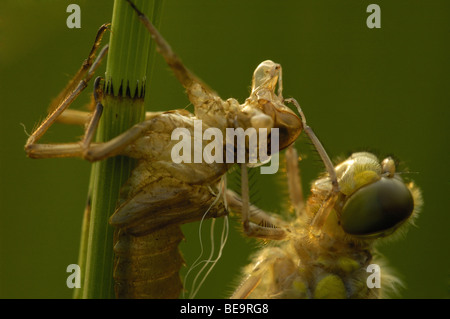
[76,0,163,299]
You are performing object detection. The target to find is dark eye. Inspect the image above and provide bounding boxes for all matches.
[340,177,414,238]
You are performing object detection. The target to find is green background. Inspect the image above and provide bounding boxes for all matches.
[0,0,448,299]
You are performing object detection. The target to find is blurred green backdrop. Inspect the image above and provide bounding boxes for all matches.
[0,0,449,299]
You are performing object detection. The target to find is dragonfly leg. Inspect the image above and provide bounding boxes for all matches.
[57,109,167,126]
[57,109,92,126]
[231,247,290,299]
[25,81,101,159]
[48,24,110,114]
[230,272,263,299]
[126,0,219,108]
[285,98,340,234]
[285,144,305,217]
[26,72,157,161]
[77,77,104,152]
[80,120,154,162]
[25,25,109,153]
[226,164,290,240]
[26,115,159,161]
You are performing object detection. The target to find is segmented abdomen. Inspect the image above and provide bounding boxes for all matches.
[113,224,184,298]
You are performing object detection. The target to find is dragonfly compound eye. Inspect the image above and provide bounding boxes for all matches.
[340,177,414,238]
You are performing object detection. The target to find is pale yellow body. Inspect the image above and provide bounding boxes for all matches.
[232,152,422,299]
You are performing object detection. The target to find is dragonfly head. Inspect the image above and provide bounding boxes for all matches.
[335,153,419,239]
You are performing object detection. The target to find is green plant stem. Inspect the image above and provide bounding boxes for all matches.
[76,0,163,299]
[72,184,91,299]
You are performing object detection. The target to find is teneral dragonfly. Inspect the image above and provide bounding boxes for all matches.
[228,146,422,298]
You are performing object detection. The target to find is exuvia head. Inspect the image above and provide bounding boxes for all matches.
[245,60,301,151]
[251,60,282,97]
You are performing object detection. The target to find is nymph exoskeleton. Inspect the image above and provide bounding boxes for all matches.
[227,126,423,298]
[24,1,304,298]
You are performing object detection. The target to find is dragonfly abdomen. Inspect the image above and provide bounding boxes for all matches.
[113,224,184,298]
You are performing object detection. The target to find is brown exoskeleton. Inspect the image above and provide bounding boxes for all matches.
[24,0,307,298]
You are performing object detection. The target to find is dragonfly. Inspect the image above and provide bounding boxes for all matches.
[122,0,423,299]
[227,104,423,298]
[24,0,303,298]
